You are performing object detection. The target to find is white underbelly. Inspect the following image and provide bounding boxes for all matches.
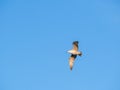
[68,50,79,55]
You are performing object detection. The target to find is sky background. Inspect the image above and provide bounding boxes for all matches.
[0,0,120,90]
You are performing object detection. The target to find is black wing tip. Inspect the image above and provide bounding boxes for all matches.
[73,41,79,44]
[70,67,73,70]
[73,41,79,46]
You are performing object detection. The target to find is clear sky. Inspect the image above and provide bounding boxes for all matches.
[0,0,120,90]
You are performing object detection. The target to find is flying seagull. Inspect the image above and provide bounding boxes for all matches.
[67,41,82,70]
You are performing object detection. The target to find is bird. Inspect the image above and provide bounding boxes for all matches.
[67,41,82,70]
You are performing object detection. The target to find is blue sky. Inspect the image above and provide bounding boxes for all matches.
[0,0,120,90]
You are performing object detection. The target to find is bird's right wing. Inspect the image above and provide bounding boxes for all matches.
[69,54,77,70]
[72,41,79,51]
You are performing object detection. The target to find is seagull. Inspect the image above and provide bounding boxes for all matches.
[67,41,82,70]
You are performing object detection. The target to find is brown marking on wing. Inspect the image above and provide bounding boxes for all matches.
[69,54,77,70]
[72,41,79,51]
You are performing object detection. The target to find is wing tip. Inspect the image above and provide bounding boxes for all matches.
[70,67,73,70]
[73,41,79,44]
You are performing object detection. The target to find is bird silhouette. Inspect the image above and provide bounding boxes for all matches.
[67,41,82,70]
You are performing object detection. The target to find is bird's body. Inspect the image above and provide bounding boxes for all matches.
[68,50,81,55]
[68,41,82,70]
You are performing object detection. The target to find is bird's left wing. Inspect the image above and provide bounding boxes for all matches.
[69,54,77,70]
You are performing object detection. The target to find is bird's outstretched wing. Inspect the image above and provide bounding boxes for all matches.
[72,41,79,51]
[69,54,77,70]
